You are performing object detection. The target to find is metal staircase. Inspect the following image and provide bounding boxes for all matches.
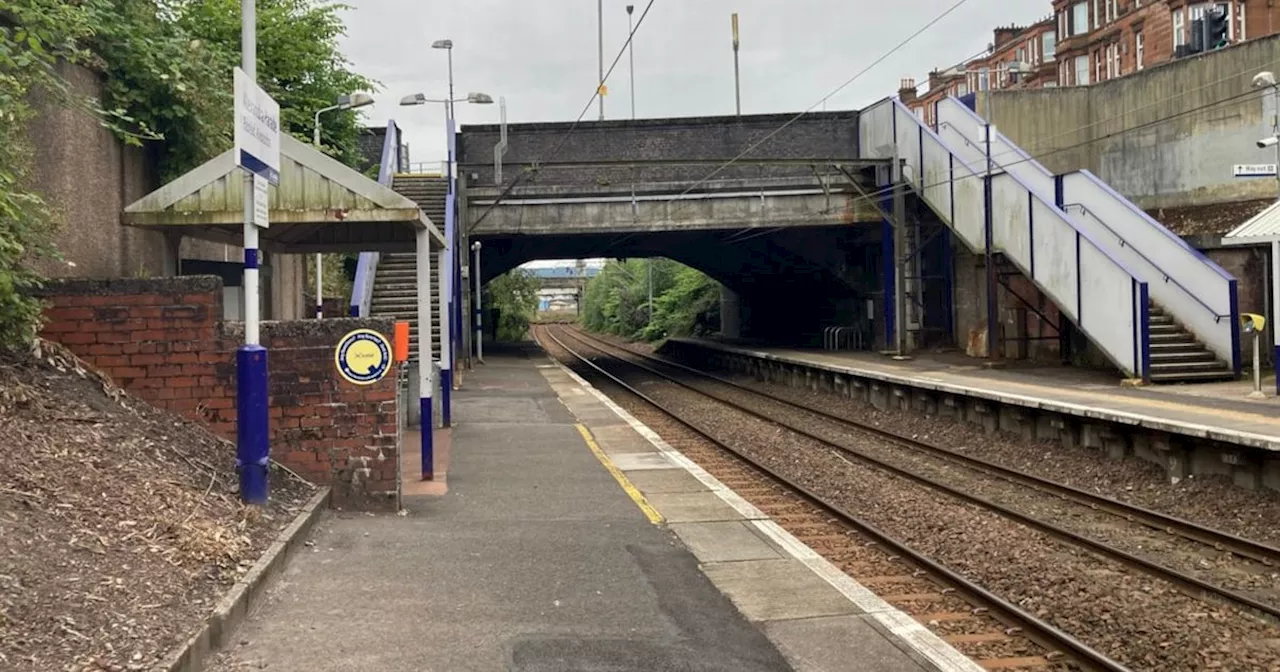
[367,176,449,363]
[860,96,1239,383]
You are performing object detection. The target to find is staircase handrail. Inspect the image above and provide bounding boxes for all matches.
[349,119,403,317]
[934,97,1238,371]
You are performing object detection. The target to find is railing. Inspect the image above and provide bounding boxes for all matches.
[349,119,403,317]
[859,97,1149,379]
[934,97,1240,374]
[823,325,867,351]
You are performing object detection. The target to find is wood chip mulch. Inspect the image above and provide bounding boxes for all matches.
[0,339,316,671]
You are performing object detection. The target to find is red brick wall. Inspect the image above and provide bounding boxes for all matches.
[35,276,401,510]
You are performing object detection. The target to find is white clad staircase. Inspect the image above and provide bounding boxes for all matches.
[859,96,1239,383]
[368,176,449,363]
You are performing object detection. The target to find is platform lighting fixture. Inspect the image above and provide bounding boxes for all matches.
[312,92,375,321]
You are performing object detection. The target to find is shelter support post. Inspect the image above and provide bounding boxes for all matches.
[418,227,435,480]
[439,246,451,428]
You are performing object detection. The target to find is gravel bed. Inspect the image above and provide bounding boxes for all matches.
[541,329,1062,668]
[617,354,1280,610]
[672,351,1280,552]
[557,332,1280,671]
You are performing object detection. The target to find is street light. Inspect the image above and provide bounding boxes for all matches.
[431,39,455,120]
[312,92,374,320]
[1253,70,1280,199]
[626,5,636,119]
[399,92,493,106]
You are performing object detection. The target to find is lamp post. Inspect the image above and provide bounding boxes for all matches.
[401,90,492,428]
[312,92,374,320]
[598,0,605,120]
[1252,71,1280,394]
[626,5,636,119]
[732,13,741,115]
[431,39,454,121]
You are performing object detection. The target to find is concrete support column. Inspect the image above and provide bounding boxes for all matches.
[268,253,306,320]
[720,286,741,339]
[162,233,183,277]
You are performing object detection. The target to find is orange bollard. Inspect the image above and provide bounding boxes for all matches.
[393,321,410,362]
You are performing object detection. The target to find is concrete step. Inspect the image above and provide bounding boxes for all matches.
[1149,350,1218,364]
[1150,359,1232,373]
[1148,323,1182,334]
[1149,341,1204,354]
[1148,314,1174,326]
[1149,368,1236,383]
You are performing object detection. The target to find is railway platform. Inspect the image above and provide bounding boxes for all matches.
[663,339,1280,489]
[210,344,967,672]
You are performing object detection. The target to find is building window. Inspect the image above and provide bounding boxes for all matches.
[1017,47,1026,64]
[1239,1,1246,40]
[1136,32,1144,69]
[1107,0,1117,22]
[1072,2,1089,35]
[1093,0,1101,29]
[1043,30,1057,59]
[1173,8,1185,47]
[1075,55,1090,85]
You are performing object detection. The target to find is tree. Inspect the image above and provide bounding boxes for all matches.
[168,0,378,171]
[484,269,540,342]
[0,0,377,349]
[581,258,721,341]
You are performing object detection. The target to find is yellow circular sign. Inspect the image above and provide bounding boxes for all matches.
[335,328,392,385]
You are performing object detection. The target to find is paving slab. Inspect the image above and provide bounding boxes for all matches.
[624,469,710,494]
[669,521,785,563]
[645,491,751,523]
[763,615,931,672]
[610,451,680,471]
[589,423,662,454]
[700,559,865,622]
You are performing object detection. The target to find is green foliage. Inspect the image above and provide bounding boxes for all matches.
[582,259,721,342]
[485,269,540,342]
[0,0,101,347]
[0,0,377,349]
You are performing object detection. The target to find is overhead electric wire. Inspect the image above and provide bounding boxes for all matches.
[468,0,656,233]
[658,0,976,213]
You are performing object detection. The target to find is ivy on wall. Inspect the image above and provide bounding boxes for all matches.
[0,0,378,348]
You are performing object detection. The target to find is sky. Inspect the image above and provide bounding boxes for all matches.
[336,0,1052,170]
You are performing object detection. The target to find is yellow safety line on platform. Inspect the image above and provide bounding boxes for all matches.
[575,423,664,525]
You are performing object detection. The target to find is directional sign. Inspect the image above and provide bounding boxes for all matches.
[251,173,269,229]
[1233,164,1277,178]
[234,67,281,185]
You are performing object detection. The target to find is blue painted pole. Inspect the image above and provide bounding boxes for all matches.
[236,342,269,503]
[238,0,268,505]
[418,226,435,480]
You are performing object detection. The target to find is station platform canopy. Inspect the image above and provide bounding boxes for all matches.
[123,133,444,253]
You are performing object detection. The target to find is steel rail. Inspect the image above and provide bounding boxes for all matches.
[555,327,1280,624]
[536,325,1130,672]
[571,330,1280,568]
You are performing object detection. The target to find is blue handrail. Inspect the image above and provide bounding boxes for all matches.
[349,119,402,317]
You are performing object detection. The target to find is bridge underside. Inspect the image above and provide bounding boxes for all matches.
[474,222,952,348]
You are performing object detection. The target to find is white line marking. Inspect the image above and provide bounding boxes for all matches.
[550,358,984,672]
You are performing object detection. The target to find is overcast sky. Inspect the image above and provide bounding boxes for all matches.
[337,0,1050,168]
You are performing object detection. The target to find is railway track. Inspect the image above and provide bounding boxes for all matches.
[533,324,1123,672]
[554,328,1280,622]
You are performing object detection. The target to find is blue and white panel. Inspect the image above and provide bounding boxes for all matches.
[858,99,896,160]
[990,174,1030,267]
[919,131,953,229]
[1029,198,1081,323]
[1078,242,1141,376]
[1060,171,1237,367]
[894,104,922,187]
[950,160,985,251]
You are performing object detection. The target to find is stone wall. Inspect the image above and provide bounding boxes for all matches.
[34,276,401,509]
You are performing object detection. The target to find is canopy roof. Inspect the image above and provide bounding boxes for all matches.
[123,133,444,253]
